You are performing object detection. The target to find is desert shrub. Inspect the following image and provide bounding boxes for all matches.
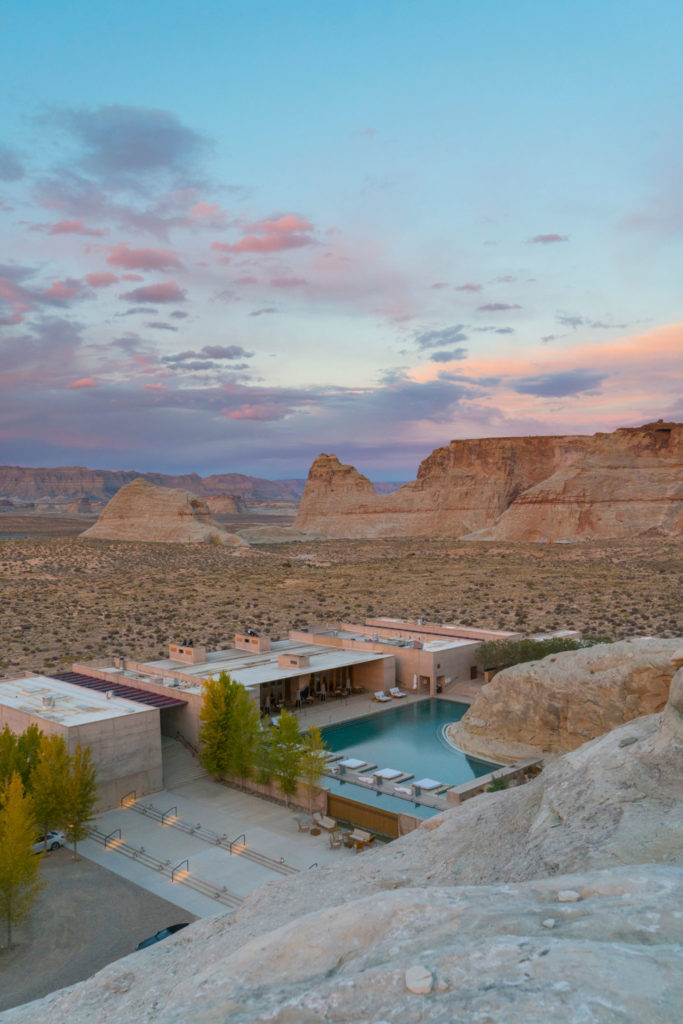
[475,635,611,670]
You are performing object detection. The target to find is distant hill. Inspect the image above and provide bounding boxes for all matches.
[0,465,307,503]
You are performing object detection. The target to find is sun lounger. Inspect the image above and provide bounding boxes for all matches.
[339,757,366,769]
[373,691,391,702]
[356,775,375,785]
[412,777,442,796]
[348,828,376,851]
[389,687,407,698]
[313,812,337,832]
[373,768,403,785]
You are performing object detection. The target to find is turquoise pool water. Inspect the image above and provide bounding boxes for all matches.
[321,698,499,819]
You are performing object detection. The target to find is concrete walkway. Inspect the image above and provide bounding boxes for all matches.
[81,745,375,918]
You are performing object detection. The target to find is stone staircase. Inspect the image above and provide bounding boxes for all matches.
[162,736,208,789]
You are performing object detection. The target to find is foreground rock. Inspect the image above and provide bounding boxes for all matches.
[81,479,248,546]
[7,665,682,1022]
[203,493,248,515]
[295,420,683,540]
[450,637,682,762]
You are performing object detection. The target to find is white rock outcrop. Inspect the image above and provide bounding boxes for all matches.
[6,663,682,1023]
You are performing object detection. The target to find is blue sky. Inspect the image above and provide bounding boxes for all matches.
[1,0,681,478]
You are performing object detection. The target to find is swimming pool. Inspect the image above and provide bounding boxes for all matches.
[321,698,499,819]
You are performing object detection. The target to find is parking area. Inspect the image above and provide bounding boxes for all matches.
[0,848,197,1013]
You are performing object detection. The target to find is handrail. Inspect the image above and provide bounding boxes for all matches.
[171,858,189,882]
[229,833,246,854]
[308,862,318,870]
[161,805,177,824]
[103,827,121,848]
[120,790,136,807]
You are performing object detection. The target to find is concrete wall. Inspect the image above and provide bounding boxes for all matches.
[0,703,163,811]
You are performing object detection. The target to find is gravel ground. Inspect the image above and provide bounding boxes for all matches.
[0,847,197,1013]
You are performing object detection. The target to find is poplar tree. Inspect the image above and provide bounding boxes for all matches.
[31,734,71,852]
[199,672,232,776]
[0,773,44,948]
[15,725,43,790]
[227,683,260,785]
[63,745,97,860]
[273,710,302,802]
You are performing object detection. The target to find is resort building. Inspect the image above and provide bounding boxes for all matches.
[0,675,163,809]
[63,618,521,748]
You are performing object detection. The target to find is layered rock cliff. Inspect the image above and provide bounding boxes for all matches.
[0,466,305,502]
[203,493,248,515]
[7,658,683,1023]
[449,637,682,763]
[295,420,683,540]
[81,479,248,546]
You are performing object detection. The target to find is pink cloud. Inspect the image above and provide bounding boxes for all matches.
[477,302,522,312]
[270,276,307,288]
[455,282,482,292]
[121,273,144,281]
[190,202,228,227]
[48,218,105,237]
[223,403,290,421]
[236,275,259,285]
[68,377,97,389]
[107,243,182,271]
[431,282,448,289]
[45,279,82,300]
[121,281,186,304]
[529,234,568,244]
[226,213,315,254]
[0,277,34,318]
[143,382,169,391]
[86,272,119,287]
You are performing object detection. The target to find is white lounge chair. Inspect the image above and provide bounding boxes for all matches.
[313,812,338,832]
[389,687,407,698]
[373,691,391,702]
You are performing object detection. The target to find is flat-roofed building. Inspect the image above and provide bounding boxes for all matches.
[0,675,163,809]
[71,633,396,747]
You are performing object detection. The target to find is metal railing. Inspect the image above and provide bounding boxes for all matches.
[229,833,245,855]
[171,858,189,883]
[103,827,121,848]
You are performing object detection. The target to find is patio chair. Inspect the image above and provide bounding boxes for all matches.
[295,815,313,832]
[328,829,343,849]
[348,828,376,852]
[373,691,391,702]
[389,686,407,698]
[313,812,338,832]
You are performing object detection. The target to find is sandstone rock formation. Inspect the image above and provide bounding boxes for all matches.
[203,493,248,515]
[0,465,305,503]
[81,479,248,546]
[449,637,682,762]
[7,670,682,1022]
[295,420,683,540]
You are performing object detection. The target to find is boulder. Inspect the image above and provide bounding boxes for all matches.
[449,637,682,761]
[81,479,248,546]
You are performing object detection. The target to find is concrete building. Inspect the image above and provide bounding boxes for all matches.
[69,618,521,748]
[0,675,163,810]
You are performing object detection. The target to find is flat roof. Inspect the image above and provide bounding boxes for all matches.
[53,671,187,709]
[0,676,154,726]
[98,639,390,695]
[312,628,476,652]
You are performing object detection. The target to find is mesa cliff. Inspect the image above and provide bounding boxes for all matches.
[7,654,683,1023]
[81,479,248,546]
[295,420,683,540]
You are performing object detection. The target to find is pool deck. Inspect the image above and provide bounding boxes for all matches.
[294,689,431,729]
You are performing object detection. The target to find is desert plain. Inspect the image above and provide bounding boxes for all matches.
[0,510,680,678]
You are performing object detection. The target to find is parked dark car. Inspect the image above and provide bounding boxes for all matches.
[136,923,189,950]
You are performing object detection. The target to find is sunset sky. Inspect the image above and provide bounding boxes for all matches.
[1,0,681,479]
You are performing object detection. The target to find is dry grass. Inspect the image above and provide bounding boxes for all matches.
[0,534,681,677]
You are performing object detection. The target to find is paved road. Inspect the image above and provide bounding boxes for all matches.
[0,847,196,1013]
